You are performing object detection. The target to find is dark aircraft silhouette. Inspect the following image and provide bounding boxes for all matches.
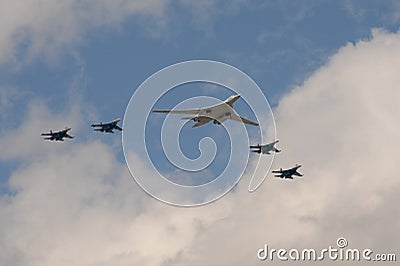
[272,164,303,179]
[41,127,74,141]
[91,118,122,133]
[250,140,281,154]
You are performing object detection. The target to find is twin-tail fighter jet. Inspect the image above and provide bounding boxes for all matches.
[41,127,74,141]
[250,140,281,154]
[152,94,259,128]
[91,118,123,133]
[272,164,303,179]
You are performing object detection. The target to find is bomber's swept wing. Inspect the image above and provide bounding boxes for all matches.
[230,115,259,126]
[152,109,200,115]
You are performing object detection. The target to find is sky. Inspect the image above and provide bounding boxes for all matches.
[0,0,399,265]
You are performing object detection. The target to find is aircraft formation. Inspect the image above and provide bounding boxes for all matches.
[41,94,302,180]
[41,118,123,141]
[152,94,303,180]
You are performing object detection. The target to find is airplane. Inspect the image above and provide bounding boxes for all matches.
[41,127,74,141]
[250,140,281,154]
[272,164,303,179]
[152,95,259,128]
[91,118,123,133]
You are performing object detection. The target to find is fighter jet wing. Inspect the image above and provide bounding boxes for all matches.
[152,109,200,115]
[115,125,123,131]
[293,172,303,177]
[230,115,259,126]
[65,134,74,139]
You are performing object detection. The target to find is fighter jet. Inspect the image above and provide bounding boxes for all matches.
[272,164,303,179]
[250,140,281,154]
[152,95,259,128]
[91,118,123,133]
[41,127,74,141]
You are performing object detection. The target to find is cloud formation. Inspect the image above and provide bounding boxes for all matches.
[170,28,400,264]
[0,0,169,65]
[1,28,400,265]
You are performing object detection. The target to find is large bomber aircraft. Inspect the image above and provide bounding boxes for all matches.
[250,140,281,154]
[41,127,74,141]
[152,95,259,128]
[91,118,123,133]
[272,164,303,179]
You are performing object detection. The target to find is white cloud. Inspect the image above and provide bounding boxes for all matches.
[0,86,29,124]
[171,28,400,264]
[1,28,400,265]
[0,0,250,66]
[0,0,169,65]
[158,28,400,264]
[343,0,400,25]
[0,97,233,265]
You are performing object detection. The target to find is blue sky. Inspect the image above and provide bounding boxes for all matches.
[2,1,399,116]
[1,0,397,170]
[1,1,400,265]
